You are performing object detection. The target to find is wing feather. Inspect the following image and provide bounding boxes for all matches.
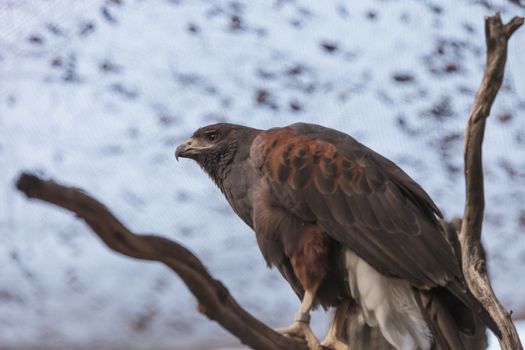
[250,123,460,289]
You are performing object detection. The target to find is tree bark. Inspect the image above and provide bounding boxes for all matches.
[458,13,523,350]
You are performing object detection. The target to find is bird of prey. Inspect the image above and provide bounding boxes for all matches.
[176,122,498,350]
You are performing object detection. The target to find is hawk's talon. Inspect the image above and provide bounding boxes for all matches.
[321,335,349,350]
[276,321,322,350]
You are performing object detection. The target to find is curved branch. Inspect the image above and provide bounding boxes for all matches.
[459,13,524,350]
[15,173,316,350]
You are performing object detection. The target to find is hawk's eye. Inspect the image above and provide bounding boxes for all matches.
[206,132,218,142]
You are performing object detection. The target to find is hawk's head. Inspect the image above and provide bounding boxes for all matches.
[176,123,259,186]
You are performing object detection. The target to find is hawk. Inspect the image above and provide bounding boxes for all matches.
[176,122,498,350]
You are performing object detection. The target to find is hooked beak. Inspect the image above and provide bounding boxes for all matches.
[175,138,206,161]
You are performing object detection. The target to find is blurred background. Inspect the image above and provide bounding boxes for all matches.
[1,0,524,349]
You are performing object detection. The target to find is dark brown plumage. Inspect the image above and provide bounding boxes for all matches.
[176,122,496,350]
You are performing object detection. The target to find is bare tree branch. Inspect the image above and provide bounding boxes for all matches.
[459,13,524,350]
[15,173,320,350]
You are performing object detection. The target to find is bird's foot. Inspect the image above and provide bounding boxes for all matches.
[321,334,349,350]
[276,321,322,350]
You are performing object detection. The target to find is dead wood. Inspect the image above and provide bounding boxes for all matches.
[15,173,321,350]
[458,13,523,350]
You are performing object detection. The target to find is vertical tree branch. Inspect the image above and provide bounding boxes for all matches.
[459,13,523,350]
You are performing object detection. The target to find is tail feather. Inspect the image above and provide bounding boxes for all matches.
[342,287,489,350]
[447,280,501,339]
[441,220,501,340]
[414,287,489,350]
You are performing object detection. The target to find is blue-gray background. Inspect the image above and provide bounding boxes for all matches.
[1,0,524,349]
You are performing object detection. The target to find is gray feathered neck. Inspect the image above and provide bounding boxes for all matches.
[197,142,238,191]
[194,125,261,192]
